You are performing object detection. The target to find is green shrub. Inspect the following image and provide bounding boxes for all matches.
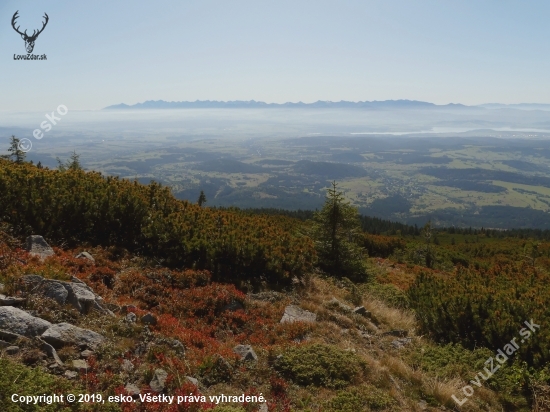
[365,281,410,309]
[276,344,367,388]
[325,385,396,411]
[0,357,123,411]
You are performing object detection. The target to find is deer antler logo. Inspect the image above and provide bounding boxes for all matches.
[11,11,49,54]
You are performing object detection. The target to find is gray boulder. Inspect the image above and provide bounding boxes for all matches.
[141,313,157,325]
[121,359,134,372]
[149,369,168,392]
[40,281,69,305]
[66,283,97,314]
[19,275,45,290]
[125,312,137,323]
[125,383,140,397]
[64,371,78,379]
[75,252,95,263]
[0,295,25,306]
[41,322,105,349]
[25,236,54,260]
[233,344,258,361]
[72,359,89,371]
[0,306,52,337]
[21,275,107,315]
[280,305,317,323]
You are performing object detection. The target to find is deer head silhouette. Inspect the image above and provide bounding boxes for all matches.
[11,11,49,53]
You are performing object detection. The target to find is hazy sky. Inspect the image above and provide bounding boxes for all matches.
[1,1,550,111]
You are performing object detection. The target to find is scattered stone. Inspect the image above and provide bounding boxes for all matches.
[233,344,258,361]
[382,329,408,338]
[121,359,134,372]
[0,295,25,306]
[40,281,69,305]
[125,383,140,397]
[66,283,97,314]
[41,322,105,349]
[39,338,64,366]
[0,306,52,337]
[171,339,185,354]
[280,305,316,323]
[125,312,137,323]
[352,306,371,317]
[75,252,95,263]
[80,349,94,359]
[391,338,412,349]
[6,346,19,355]
[0,339,10,348]
[418,399,428,410]
[141,313,157,326]
[134,342,149,357]
[25,235,54,260]
[72,359,89,371]
[258,403,269,412]
[149,368,168,392]
[64,370,78,379]
[185,376,199,386]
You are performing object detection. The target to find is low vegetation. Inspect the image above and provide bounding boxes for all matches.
[0,157,549,411]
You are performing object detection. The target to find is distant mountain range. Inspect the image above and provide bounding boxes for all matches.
[103,99,472,110]
[478,103,550,110]
[103,100,550,111]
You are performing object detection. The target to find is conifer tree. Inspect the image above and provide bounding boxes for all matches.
[197,190,207,207]
[2,136,26,163]
[310,181,367,281]
[57,150,82,171]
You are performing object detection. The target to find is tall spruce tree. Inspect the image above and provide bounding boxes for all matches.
[197,190,207,207]
[56,150,82,171]
[311,181,367,281]
[3,136,26,163]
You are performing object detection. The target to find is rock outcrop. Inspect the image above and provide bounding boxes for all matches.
[280,305,317,323]
[150,369,168,392]
[25,235,54,260]
[0,306,52,337]
[233,344,258,361]
[75,251,95,263]
[41,322,105,349]
[21,275,110,315]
